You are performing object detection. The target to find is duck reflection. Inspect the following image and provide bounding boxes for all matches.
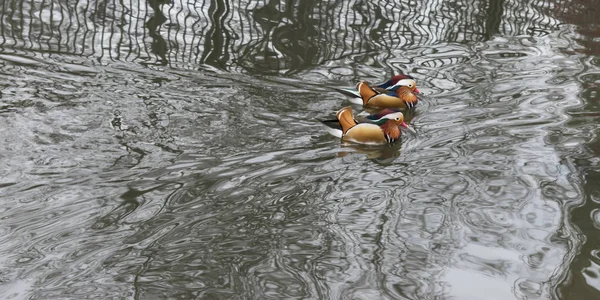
[336,142,403,163]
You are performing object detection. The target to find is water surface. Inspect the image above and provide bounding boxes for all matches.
[0,0,599,299]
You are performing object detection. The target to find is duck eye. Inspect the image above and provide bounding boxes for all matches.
[395,117,400,121]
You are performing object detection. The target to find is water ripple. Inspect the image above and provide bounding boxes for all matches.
[0,0,596,299]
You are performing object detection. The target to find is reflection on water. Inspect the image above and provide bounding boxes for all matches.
[336,143,404,165]
[0,0,598,299]
[0,0,564,74]
[553,0,600,298]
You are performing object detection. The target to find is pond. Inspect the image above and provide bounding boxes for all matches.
[0,0,599,299]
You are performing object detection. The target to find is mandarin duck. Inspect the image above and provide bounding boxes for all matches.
[337,75,419,95]
[336,75,421,109]
[322,107,413,145]
[355,80,419,109]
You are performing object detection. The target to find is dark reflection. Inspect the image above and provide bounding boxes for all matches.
[234,0,284,74]
[337,143,403,164]
[559,169,600,298]
[0,0,564,73]
[554,0,600,55]
[233,0,324,74]
[92,188,145,230]
[200,0,232,69]
[145,0,171,65]
[553,1,600,298]
[485,0,505,39]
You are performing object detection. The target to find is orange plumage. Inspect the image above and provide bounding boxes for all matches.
[322,107,412,145]
[355,80,419,109]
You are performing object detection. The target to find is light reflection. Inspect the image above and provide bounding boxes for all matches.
[0,0,565,73]
[0,0,597,299]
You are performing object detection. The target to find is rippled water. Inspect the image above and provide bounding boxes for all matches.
[0,0,599,299]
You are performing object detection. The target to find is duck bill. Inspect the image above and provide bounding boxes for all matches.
[400,121,417,135]
[413,88,421,94]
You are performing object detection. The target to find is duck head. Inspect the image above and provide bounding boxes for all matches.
[387,78,419,94]
[367,109,409,128]
[367,108,417,135]
[379,75,421,94]
[384,81,420,109]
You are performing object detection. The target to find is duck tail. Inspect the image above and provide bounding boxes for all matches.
[356,81,377,105]
[320,119,343,138]
[334,87,362,99]
[336,106,357,134]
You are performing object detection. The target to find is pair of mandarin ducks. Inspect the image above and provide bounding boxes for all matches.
[322,74,420,145]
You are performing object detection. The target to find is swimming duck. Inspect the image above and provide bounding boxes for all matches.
[336,75,420,109]
[354,80,419,109]
[322,107,412,145]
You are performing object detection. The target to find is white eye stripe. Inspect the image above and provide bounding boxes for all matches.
[386,113,403,119]
[370,112,404,123]
[387,79,416,90]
